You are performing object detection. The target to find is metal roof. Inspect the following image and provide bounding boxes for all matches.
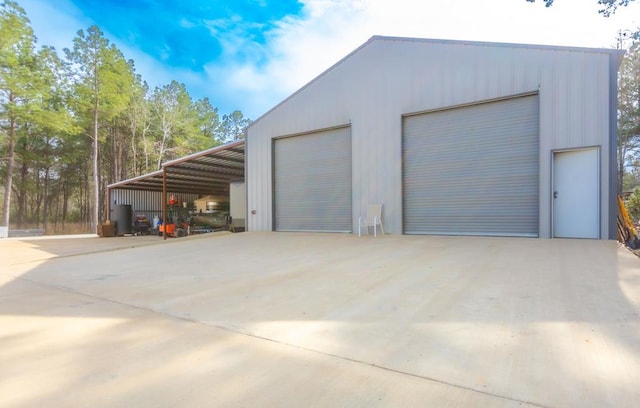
[107,140,245,195]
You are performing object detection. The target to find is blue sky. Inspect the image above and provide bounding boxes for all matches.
[19,0,640,119]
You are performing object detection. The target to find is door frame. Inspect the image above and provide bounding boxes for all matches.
[551,146,601,239]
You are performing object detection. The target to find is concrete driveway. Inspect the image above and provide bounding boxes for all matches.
[1,233,639,407]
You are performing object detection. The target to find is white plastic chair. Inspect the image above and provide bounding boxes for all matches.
[358,204,384,237]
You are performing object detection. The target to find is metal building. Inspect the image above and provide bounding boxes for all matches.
[246,36,624,239]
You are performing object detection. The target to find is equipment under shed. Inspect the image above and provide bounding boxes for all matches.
[106,140,245,238]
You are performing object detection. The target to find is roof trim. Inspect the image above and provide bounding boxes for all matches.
[107,169,164,190]
[370,35,625,57]
[162,139,244,168]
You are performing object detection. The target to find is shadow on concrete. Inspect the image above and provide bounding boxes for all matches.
[1,233,639,406]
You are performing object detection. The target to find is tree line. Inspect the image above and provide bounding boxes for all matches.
[619,40,640,219]
[0,1,252,233]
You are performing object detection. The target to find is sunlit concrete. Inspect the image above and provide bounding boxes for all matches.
[1,232,638,407]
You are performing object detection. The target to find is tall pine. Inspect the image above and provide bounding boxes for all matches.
[65,25,133,230]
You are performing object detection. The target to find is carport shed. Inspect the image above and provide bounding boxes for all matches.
[106,140,245,236]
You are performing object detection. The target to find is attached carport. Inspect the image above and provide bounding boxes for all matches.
[106,140,245,238]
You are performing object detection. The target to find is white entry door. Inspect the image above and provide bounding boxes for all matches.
[553,148,599,238]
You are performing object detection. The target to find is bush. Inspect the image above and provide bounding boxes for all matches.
[627,187,640,224]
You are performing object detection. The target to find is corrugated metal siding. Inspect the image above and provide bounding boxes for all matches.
[273,127,352,232]
[403,95,539,236]
[246,129,273,231]
[537,51,610,238]
[109,189,199,221]
[246,37,614,238]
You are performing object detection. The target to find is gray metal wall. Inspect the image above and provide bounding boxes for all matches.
[246,36,621,238]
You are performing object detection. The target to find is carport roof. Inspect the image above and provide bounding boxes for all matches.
[107,140,244,195]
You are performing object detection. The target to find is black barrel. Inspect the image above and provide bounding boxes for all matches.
[112,204,133,236]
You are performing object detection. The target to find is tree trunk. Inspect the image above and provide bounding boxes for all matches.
[119,129,126,180]
[618,143,627,194]
[16,137,28,228]
[42,166,50,232]
[156,132,166,170]
[131,129,138,177]
[52,181,60,233]
[83,163,90,227]
[34,169,42,227]
[92,102,99,233]
[1,94,16,228]
[62,182,68,229]
[142,128,150,173]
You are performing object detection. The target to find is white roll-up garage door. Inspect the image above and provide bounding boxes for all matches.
[403,95,539,236]
[274,127,352,232]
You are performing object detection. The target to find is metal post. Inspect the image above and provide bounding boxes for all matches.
[106,187,111,223]
[163,167,167,240]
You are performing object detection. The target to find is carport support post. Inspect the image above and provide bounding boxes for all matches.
[162,168,167,240]
[106,187,111,224]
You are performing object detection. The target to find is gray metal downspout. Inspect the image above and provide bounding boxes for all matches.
[271,139,276,232]
[244,137,249,232]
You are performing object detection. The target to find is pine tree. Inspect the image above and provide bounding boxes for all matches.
[65,25,133,230]
[0,1,38,229]
[618,41,640,192]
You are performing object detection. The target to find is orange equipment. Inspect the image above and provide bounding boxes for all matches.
[159,202,190,238]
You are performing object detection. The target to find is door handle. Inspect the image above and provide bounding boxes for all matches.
[553,191,558,199]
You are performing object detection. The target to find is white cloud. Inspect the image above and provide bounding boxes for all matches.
[23,0,88,52]
[203,0,372,117]
[20,0,640,119]
[204,0,640,118]
[179,18,196,29]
